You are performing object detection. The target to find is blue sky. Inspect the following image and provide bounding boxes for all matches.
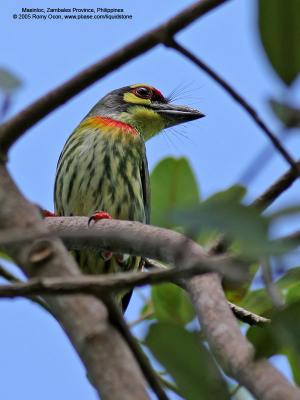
[1,1,300,399]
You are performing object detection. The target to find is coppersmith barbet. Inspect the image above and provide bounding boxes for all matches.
[54,84,204,310]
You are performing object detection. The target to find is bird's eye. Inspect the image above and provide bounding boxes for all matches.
[134,87,152,99]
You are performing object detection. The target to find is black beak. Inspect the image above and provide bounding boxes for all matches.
[151,103,205,128]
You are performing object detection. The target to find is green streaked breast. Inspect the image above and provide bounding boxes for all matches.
[55,125,147,222]
[54,124,149,286]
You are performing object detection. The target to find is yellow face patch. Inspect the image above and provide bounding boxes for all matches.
[123,106,165,140]
[123,92,152,106]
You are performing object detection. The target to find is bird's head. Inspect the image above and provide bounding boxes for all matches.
[89,84,205,140]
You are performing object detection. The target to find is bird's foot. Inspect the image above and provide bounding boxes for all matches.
[88,210,113,260]
[41,209,57,218]
[88,210,112,226]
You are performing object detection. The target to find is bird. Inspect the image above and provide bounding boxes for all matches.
[53,84,204,311]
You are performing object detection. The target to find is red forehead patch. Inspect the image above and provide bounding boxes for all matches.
[152,87,164,98]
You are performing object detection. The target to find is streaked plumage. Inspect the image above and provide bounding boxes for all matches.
[54,84,203,310]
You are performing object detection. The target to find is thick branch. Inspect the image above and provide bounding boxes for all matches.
[0,0,228,154]
[0,165,149,400]
[186,273,300,400]
[0,217,247,283]
[45,217,247,284]
[0,230,271,327]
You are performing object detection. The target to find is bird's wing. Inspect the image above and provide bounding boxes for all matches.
[140,151,151,224]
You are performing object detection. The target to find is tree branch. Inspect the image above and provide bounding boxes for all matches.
[0,263,242,299]
[103,297,169,400]
[0,165,149,400]
[167,39,299,174]
[145,258,271,326]
[186,273,300,400]
[252,159,300,211]
[209,159,300,255]
[0,217,247,284]
[0,241,271,327]
[0,0,228,154]
[0,262,53,315]
[0,260,167,400]
[228,301,270,326]
[0,265,271,327]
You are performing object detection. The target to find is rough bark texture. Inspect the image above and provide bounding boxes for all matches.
[0,165,149,400]
[187,273,300,400]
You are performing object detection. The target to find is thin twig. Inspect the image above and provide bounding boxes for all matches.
[209,159,300,255]
[146,255,270,326]
[0,0,228,154]
[129,310,154,328]
[228,301,270,326]
[0,265,269,328]
[0,217,268,324]
[104,297,169,400]
[167,38,300,174]
[252,160,300,211]
[0,263,53,315]
[148,253,272,326]
[0,265,240,298]
[279,230,300,245]
[0,263,20,282]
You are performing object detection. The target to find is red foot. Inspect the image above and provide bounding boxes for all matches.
[88,210,112,226]
[88,211,113,260]
[41,209,57,218]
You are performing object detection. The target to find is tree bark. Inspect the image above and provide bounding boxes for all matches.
[0,165,149,400]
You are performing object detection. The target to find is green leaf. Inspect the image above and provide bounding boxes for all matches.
[247,302,300,364]
[174,185,271,258]
[150,157,200,228]
[145,323,230,400]
[285,282,300,305]
[208,185,246,203]
[238,288,273,316]
[0,68,22,93]
[258,0,300,86]
[238,266,300,315]
[277,267,300,290]
[247,322,280,359]
[285,347,300,386]
[269,99,300,128]
[152,283,195,326]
